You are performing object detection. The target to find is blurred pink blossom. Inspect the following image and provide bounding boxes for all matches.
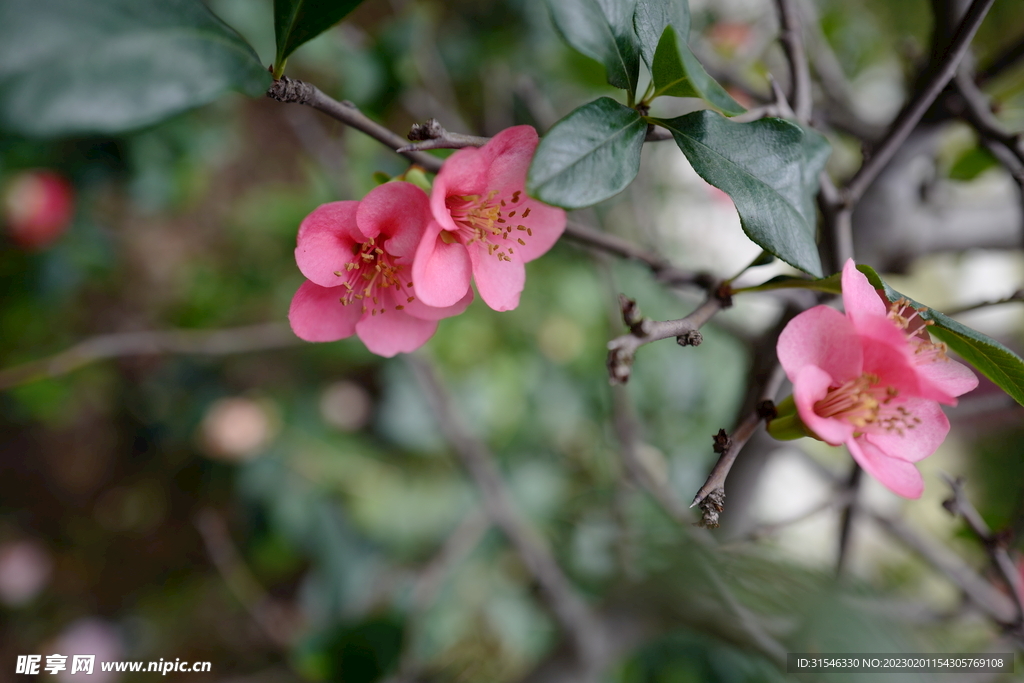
[413,126,566,311]
[56,618,123,683]
[776,260,977,498]
[0,540,52,606]
[289,182,471,356]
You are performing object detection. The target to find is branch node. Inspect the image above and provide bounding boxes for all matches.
[756,399,777,421]
[715,282,735,308]
[408,117,446,141]
[712,428,731,454]
[676,330,703,347]
[266,75,315,105]
[619,294,646,335]
[696,488,726,528]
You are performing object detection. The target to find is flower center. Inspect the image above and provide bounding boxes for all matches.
[814,373,921,435]
[333,237,415,315]
[444,189,533,262]
[887,297,948,364]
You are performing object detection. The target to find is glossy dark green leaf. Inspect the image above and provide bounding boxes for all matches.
[633,0,690,68]
[650,27,745,114]
[274,0,365,75]
[857,265,1024,407]
[527,97,647,209]
[655,110,828,277]
[0,0,271,137]
[546,0,641,94]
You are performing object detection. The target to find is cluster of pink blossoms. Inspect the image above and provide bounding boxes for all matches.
[776,260,978,498]
[288,126,566,356]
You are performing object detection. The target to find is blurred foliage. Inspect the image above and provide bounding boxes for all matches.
[1,0,1023,682]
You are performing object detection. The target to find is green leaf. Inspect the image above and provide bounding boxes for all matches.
[655,110,828,277]
[546,0,641,95]
[274,0,365,76]
[527,97,647,209]
[735,273,842,295]
[649,27,745,115]
[633,0,690,68]
[857,265,1024,407]
[948,145,998,181]
[0,0,271,137]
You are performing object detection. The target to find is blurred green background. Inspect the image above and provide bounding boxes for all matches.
[1,0,1023,681]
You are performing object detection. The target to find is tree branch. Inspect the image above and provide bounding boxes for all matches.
[606,292,728,385]
[267,77,444,173]
[395,118,490,153]
[942,475,1024,627]
[406,355,604,673]
[944,289,1024,315]
[0,323,298,392]
[689,363,785,526]
[773,0,813,123]
[563,222,715,289]
[844,0,996,204]
[951,71,1024,187]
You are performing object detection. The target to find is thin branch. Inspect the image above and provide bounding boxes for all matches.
[773,0,813,123]
[738,487,857,542]
[697,561,788,667]
[0,323,298,392]
[869,512,1019,626]
[564,222,715,289]
[606,293,728,385]
[406,355,604,671]
[951,72,1024,184]
[267,77,443,173]
[844,0,996,204]
[942,475,1024,626]
[835,462,863,577]
[977,34,1024,86]
[689,364,785,526]
[194,509,298,649]
[945,289,1024,315]
[396,118,490,153]
[610,385,690,525]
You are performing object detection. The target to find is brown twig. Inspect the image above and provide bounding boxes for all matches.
[942,475,1024,627]
[396,118,490,153]
[406,355,604,671]
[773,0,813,123]
[606,293,728,385]
[844,0,996,204]
[951,72,1024,185]
[610,385,690,525]
[945,289,1024,315]
[194,509,298,649]
[835,463,863,577]
[267,76,444,173]
[869,512,1019,626]
[689,364,786,526]
[564,222,714,289]
[0,323,298,392]
[977,34,1024,86]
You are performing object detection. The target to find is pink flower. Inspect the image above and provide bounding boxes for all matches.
[289,182,471,357]
[776,260,978,498]
[412,126,567,311]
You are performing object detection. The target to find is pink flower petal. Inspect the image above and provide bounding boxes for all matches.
[511,199,566,262]
[412,220,473,307]
[295,202,362,287]
[847,436,925,498]
[430,148,491,232]
[863,397,949,463]
[468,242,526,311]
[793,365,855,445]
[916,357,978,399]
[857,320,956,404]
[288,280,362,342]
[476,126,540,196]
[355,304,438,357]
[357,182,431,259]
[402,287,474,321]
[841,258,887,324]
[777,305,862,382]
